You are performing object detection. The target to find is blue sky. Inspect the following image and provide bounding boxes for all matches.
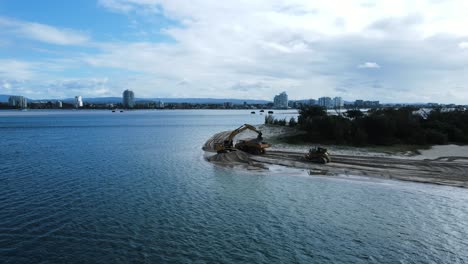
[1,0,468,103]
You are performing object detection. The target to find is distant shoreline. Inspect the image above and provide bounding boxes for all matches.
[0,108,290,111]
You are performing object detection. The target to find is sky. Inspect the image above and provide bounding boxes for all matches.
[1,0,468,103]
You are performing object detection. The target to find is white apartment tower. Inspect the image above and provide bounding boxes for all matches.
[333,97,344,109]
[74,96,83,108]
[122,90,135,108]
[318,97,332,109]
[8,96,27,109]
[273,92,288,109]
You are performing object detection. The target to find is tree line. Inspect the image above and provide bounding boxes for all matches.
[265,106,468,146]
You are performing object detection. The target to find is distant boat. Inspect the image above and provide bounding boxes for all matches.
[260,109,265,112]
[251,111,255,114]
[120,110,124,113]
[268,110,274,114]
[112,110,116,112]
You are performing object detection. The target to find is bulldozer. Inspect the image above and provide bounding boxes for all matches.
[214,124,271,155]
[304,147,331,164]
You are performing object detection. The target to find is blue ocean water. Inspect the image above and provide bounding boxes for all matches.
[0,110,467,263]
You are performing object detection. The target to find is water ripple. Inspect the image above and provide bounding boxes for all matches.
[0,110,467,263]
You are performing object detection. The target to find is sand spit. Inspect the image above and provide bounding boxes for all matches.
[416,145,468,161]
[206,151,268,170]
[253,150,468,188]
[203,128,468,188]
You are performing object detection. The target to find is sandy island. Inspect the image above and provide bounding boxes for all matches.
[203,125,468,188]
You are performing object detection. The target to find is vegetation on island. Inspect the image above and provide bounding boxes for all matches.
[266,106,468,146]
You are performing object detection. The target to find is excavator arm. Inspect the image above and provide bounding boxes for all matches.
[226,124,263,142]
[215,124,268,154]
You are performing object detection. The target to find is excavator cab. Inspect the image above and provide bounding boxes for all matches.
[214,140,234,153]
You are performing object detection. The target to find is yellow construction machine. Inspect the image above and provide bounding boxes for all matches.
[214,124,271,154]
[304,147,331,164]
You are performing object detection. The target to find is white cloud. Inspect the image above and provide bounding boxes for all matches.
[2,81,12,90]
[459,42,468,49]
[98,0,468,37]
[0,59,36,79]
[0,17,89,45]
[98,0,135,13]
[46,78,112,97]
[98,0,160,13]
[3,0,468,103]
[358,62,381,69]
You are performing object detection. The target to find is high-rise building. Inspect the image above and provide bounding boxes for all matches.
[354,100,380,108]
[155,100,164,109]
[8,96,27,109]
[123,90,135,108]
[223,102,233,109]
[273,92,288,109]
[333,97,344,109]
[354,100,364,107]
[74,96,83,108]
[56,101,63,108]
[318,97,332,109]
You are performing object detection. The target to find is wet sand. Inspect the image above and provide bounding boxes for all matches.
[254,150,468,188]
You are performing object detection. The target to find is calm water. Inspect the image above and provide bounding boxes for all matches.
[1,110,467,263]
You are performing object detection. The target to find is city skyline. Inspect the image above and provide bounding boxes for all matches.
[1,91,466,107]
[1,1,468,103]
[6,89,466,110]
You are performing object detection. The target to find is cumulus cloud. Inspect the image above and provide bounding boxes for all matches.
[2,81,12,90]
[0,17,89,45]
[1,77,113,99]
[230,81,270,92]
[46,78,111,97]
[459,42,468,49]
[89,0,468,103]
[0,59,37,79]
[358,62,381,69]
[3,0,468,103]
[98,0,160,13]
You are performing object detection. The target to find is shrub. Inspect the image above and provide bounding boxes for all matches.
[294,106,468,146]
[264,115,274,124]
[289,117,297,127]
[425,130,448,145]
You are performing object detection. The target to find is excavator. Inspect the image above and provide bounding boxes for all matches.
[214,124,271,155]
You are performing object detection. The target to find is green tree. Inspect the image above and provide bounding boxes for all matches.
[345,109,364,119]
[289,117,297,127]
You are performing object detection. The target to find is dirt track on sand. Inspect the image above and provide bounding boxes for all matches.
[256,150,468,187]
[206,150,468,187]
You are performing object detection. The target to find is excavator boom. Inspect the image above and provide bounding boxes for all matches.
[215,124,270,154]
[227,124,263,141]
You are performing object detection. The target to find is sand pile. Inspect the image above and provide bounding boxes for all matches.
[206,151,267,170]
[202,131,232,152]
[203,130,267,169]
[203,128,262,152]
[207,151,252,164]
